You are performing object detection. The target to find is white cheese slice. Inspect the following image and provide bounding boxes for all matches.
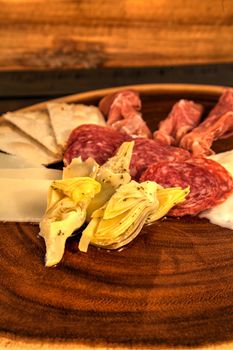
[0,168,62,180]
[47,102,106,148]
[208,149,233,174]
[0,152,43,168]
[200,195,233,230]
[0,178,51,222]
[3,110,61,156]
[199,150,233,230]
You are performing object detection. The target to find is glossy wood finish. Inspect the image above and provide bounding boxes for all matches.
[1,0,233,70]
[1,84,233,350]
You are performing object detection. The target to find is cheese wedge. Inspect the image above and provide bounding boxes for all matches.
[0,152,43,168]
[0,178,52,222]
[0,168,62,180]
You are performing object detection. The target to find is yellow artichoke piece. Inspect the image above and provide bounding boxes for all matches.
[40,177,101,266]
[147,186,190,223]
[79,182,190,253]
[98,141,134,182]
[62,157,99,179]
[51,177,101,204]
[79,180,159,252]
[86,141,134,220]
[103,181,159,219]
[40,202,85,267]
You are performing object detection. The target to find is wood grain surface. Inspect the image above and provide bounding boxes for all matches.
[1,0,233,70]
[1,84,233,350]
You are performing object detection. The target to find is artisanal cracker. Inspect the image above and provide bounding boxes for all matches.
[47,102,106,149]
[0,120,61,165]
[3,110,61,156]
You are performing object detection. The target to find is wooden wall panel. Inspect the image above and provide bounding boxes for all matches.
[0,0,233,70]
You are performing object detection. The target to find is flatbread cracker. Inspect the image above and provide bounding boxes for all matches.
[0,120,61,165]
[47,102,106,148]
[3,110,61,156]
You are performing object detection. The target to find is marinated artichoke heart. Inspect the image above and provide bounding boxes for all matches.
[79,181,189,253]
[39,177,101,266]
[62,141,134,221]
[146,186,190,223]
[86,141,134,219]
[79,180,159,252]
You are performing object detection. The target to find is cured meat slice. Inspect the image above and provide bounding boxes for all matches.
[140,157,233,216]
[63,124,130,166]
[153,100,203,145]
[203,89,233,132]
[109,114,152,139]
[130,138,191,180]
[180,89,233,156]
[99,90,141,124]
[99,90,152,138]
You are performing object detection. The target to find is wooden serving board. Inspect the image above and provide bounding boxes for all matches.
[1,84,233,350]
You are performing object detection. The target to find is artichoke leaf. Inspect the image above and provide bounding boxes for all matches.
[86,141,134,219]
[78,207,105,253]
[79,180,159,252]
[51,177,101,204]
[97,207,152,249]
[40,177,101,266]
[45,185,64,212]
[40,206,85,267]
[62,157,99,179]
[147,186,190,223]
[103,181,159,219]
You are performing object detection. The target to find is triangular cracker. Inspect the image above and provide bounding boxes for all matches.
[0,120,61,165]
[3,110,61,156]
[47,103,106,149]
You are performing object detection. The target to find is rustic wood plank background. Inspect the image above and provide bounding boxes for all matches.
[0,0,233,71]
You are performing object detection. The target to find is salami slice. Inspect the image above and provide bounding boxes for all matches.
[63,124,130,166]
[140,157,233,216]
[130,138,191,180]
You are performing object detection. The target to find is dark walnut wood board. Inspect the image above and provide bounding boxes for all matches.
[1,84,233,350]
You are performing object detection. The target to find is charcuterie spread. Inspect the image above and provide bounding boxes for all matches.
[1,87,233,267]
